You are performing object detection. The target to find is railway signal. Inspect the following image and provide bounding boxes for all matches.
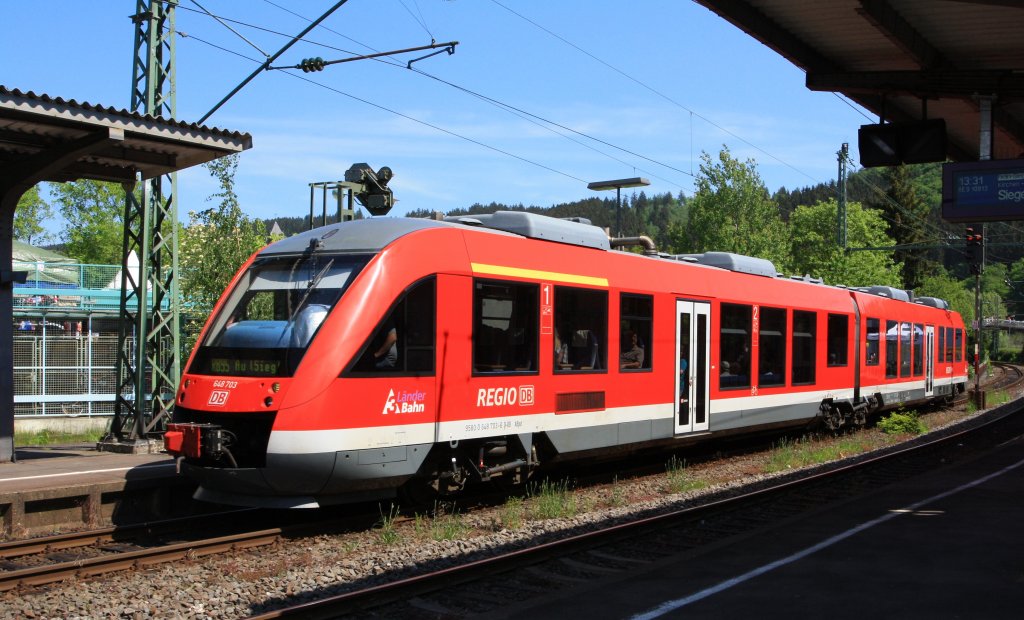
[965,227,984,275]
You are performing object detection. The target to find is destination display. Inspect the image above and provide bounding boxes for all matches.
[942,159,1024,222]
[208,357,282,377]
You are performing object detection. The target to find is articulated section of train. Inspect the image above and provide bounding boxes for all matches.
[163,212,968,508]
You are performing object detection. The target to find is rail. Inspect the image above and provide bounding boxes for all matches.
[246,388,1024,619]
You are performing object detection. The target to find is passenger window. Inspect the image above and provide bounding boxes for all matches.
[554,286,607,373]
[352,277,435,374]
[885,320,898,378]
[792,310,816,385]
[827,313,848,367]
[900,322,912,378]
[759,307,786,387]
[946,327,956,361]
[955,328,963,362]
[473,280,538,374]
[720,303,751,389]
[620,294,653,371]
[865,318,880,366]
[913,323,924,376]
[938,327,946,363]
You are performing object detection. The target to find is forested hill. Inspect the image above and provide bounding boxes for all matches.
[266,191,690,251]
[264,162,1015,275]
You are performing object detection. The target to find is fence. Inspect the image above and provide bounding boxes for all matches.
[13,261,167,312]
[12,262,202,418]
[13,316,126,417]
[12,314,190,418]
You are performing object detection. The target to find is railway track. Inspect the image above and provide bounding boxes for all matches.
[4,367,1019,606]
[0,509,276,591]
[244,379,1024,619]
[0,505,385,592]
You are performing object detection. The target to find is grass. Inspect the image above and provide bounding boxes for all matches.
[15,429,105,446]
[607,475,628,507]
[527,479,579,520]
[376,503,401,546]
[499,496,526,530]
[763,434,883,473]
[414,502,470,541]
[664,455,707,494]
[988,389,1012,408]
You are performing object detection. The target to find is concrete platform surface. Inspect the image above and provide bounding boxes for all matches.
[1,446,175,492]
[0,447,190,536]
[499,435,1024,620]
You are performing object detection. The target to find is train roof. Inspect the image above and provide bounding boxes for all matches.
[444,211,611,251]
[259,212,953,313]
[260,217,452,256]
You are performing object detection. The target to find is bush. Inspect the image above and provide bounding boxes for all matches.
[877,409,926,435]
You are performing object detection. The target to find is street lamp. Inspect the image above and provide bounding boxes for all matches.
[587,177,650,237]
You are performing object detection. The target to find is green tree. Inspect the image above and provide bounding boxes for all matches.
[50,180,126,264]
[873,164,936,289]
[180,154,266,319]
[14,185,52,245]
[917,272,974,326]
[670,147,790,271]
[788,199,902,287]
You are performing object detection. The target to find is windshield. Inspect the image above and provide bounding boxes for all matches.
[189,253,369,377]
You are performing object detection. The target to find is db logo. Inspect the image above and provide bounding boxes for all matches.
[208,390,230,406]
[518,385,535,406]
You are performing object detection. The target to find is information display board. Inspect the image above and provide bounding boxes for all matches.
[942,159,1024,222]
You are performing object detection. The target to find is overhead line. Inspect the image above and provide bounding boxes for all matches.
[195,0,691,188]
[182,35,588,184]
[486,0,820,184]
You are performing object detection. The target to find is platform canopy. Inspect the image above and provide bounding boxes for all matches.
[0,86,252,463]
[695,0,1024,162]
[0,86,252,183]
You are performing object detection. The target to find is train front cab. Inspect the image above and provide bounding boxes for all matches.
[167,221,466,508]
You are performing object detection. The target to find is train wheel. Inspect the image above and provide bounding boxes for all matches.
[398,477,440,510]
[819,401,843,433]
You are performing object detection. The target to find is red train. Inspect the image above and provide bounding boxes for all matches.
[164,211,969,508]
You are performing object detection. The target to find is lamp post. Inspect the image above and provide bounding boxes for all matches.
[587,177,650,237]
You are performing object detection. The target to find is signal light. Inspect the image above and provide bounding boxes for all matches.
[965,228,983,274]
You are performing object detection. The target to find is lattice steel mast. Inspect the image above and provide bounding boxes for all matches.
[107,0,179,444]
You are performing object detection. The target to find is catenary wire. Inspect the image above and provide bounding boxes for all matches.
[486,0,821,185]
[182,34,589,184]
[180,0,691,189]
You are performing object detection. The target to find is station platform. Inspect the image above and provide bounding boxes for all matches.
[505,419,1024,619]
[0,446,195,537]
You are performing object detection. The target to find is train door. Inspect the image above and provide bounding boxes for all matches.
[675,300,710,435]
[925,325,935,397]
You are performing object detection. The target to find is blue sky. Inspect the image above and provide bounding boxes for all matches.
[1,0,873,226]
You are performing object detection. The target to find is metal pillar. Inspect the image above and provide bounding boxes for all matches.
[107,1,179,447]
[971,96,995,405]
[837,143,848,248]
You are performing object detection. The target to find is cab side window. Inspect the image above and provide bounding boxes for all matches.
[554,286,608,372]
[473,280,538,374]
[351,277,435,375]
